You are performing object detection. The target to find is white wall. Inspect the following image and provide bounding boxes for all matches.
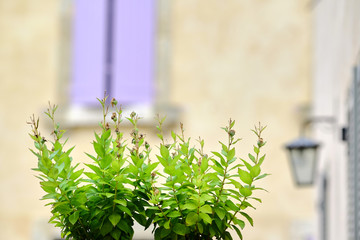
[313,0,360,239]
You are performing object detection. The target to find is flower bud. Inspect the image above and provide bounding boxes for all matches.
[131,129,138,137]
[111,98,118,107]
[229,129,235,137]
[111,112,117,122]
[257,138,264,147]
[130,111,136,118]
[154,188,160,195]
[105,123,110,131]
[151,172,156,178]
[145,141,150,149]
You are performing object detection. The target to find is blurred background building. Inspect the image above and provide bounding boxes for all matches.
[0,0,358,239]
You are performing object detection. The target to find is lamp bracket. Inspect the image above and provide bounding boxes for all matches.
[300,116,336,136]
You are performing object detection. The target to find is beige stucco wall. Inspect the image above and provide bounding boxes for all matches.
[0,0,313,239]
[170,1,314,239]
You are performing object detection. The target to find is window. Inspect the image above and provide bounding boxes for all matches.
[71,0,156,106]
[57,0,177,127]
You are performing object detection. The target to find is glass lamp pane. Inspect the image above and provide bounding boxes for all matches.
[290,148,316,185]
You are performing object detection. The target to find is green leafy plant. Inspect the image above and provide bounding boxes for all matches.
[28,96,155,240]
[145,117,268,240]
[28,96,268,240]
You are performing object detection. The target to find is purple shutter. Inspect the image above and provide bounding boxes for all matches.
[71,0,106,106]
[71,0,156,106]
[113,0,156,105]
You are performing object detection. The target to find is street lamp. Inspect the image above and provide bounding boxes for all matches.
[285,116,334,186]
[285,137,320,186]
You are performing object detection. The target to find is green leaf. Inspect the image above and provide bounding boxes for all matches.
[238,169,252,185]
[224,231,232,240]
[154,228,161,240]
[49,150,60,160]
[53,203,72,215]
[240,186,252,197]
[219,141,228,153]
[186,212,198,226]
[258,154,266,165]
[84,172,100,180]
[200,157,209,173]
[70,169,84,180]
[85,163,102,176]
[113,199,127,206]
[200,194,213,202]
[227,148,235,160]
[199,212,212,224]
[255,173,270,181]
[183,202,198,210]
[93,142,105,157]
[240,158,252,171]
[161,228,171,238]
[253,146,259,154]
[69,211,79,225]
[164,220,170,229]
[250,197,262,203]
[214,208,226,220]
[171,131,177,141]
[250,164,261,178]
[100,220,113,236]
[211,165,224,175]
[109,213,121,227]
[232,224,243,240]
[117,205,133,216]
[110,229,121,240]
[229,179,242,189]
[167,211,181,218]
[111,160,120,172]
[102,129,111,141]
[160,144,170,159]
[117,219,132,233]
[225,200,240,211]
[133,213,146,226]
[212,151,226,164]
[198,222,204,233]
[173,223,187,236]
[233,218,245,229]
[240,211,253,226]
[200,205,212,214]
[248,153,256,163]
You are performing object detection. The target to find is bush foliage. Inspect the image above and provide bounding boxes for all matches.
[28,96,268,240]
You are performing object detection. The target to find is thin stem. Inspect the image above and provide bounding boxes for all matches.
[113,181,118,211]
